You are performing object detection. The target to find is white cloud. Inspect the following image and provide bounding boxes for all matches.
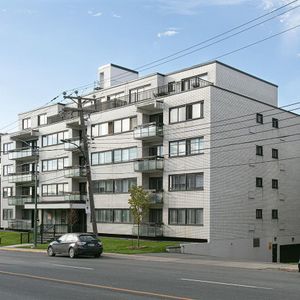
[112,13,121,18]
[157,30,179,38]
[88,10,102,17]
[156,0,249,15]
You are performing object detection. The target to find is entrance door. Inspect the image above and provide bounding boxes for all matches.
[272,244,278,262]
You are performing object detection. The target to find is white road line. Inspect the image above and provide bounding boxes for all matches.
[181,278,273,290]
[51,264,94,270]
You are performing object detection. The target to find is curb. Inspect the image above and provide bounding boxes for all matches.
[0,247,46,253]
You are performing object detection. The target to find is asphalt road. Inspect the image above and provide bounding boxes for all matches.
[0,250,299,300]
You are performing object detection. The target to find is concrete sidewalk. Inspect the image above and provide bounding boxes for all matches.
[0,244,298,272]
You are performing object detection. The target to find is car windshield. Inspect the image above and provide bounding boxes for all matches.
[79,235,97,242]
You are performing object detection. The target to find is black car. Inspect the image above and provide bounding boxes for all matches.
[47,233,103,258]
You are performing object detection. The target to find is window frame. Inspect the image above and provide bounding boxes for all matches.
[256,209,263,219]
[272,118,279,128]
[3,209,13,220]
[42,131,69,147]
[22,118,31,129]
[256,145,263,156]
[169,173,204,191]
[256,177,263,188]
[41,183,68,196]
[38,113,47,126]
[272,209,278,220]
[256,113,263,124]
[272,148,278,159]
[3,187,13,198]
[168,208,204,226]
[272,179,279,189]
[169,101,204,124]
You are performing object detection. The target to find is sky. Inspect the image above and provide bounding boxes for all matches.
[0,0,300,132]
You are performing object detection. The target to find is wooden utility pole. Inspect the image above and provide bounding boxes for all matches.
[63,91,98,235]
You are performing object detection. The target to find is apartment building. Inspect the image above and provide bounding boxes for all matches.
[1,61,300,262]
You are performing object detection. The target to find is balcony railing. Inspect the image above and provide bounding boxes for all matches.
[8,195,39,206]
[8,172,36,183]
[134,157,164,172]
[8,147,37,160]
[64,192,87,202]
[64,167,87,178]
[132,223,163,237]
[7,219,32,230]
[133,123,163,140]
[146,190,163,204]
[63,138,82,151]
[47,77,212,124]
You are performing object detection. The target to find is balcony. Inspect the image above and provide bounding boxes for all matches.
[134,157,164,173]
[8,147,37,161]
[146,190,163,205]
[132,224,163,237]
[64,192,87,202]
[133,123,163,141]
[10,129,39,141]
[8,172,36,184]
[63,138,82,151]
[8,195,38,206]
[7,219,32,230]
[64,167,87,178]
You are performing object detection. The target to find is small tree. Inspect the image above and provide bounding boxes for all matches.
[128,186,150,248]
[68,209,79,233]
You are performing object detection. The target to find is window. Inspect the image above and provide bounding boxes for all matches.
[253,238,260,248]
[256,113,263,124]
[272,148,278,159]
[170,137,204,157]
[42,183,68,196]
[38,114,47,126]
[3,187,13,198]
[168,82,175,93]
[272,209,278,219]
[95,209,133,223]
[42,157,69,172]
[169,208,203,225]
[42,131,69,147]
[256,177,263,188]
[169,101,203,123]
[3,143,13,154]
[93,178,136,194]
[256,209,263,219]
[22,118,31,129]
[129,85,151,103]
[272,118,279,128]
[3,209,13,220]
[256,145,263,156]
[169,173,204,191]
[272,179,278,189]
[181,74,207,91]
[91,147,137,165]
[3,165,13,176]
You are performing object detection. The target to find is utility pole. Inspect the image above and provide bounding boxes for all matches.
[63,91,98,235]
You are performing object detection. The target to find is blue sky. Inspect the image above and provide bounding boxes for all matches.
[0,0,300,132]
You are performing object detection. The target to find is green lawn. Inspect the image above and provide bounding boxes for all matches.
[0,231,22,246]
[0,232,179,254]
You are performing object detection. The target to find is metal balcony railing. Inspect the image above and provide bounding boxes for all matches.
[8,148,37,160]
[64,167,87,178]
[8,195,38,206]
[7,219,32,230]
[134,157,164,172]
[132,223,163,237]
[8,172,36,183]
[133,123,163,140]
[146,190,163,204]
[64,192,87,202]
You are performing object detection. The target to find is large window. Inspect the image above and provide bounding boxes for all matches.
[169,173,204,191]
[169,208,203,225]
[22,118,31,129]
[3,165,13,176]
[93,178,136,194]
[170,137,204,157]
[129,85,151,103]
[42,183,68,196]
[3,187,13,198]
[3,143,13,154]
[95,209,133,223]
[38,114,47,126]
[91,147,137,165]
[92,117,137,137]
[42,157,69,172]
[42,131,69,147]
[3,209,13,220]
[169,101,204,123]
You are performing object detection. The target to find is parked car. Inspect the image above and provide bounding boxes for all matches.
[47,233,103,258]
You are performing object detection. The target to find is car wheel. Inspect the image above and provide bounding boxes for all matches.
[94,253,101,258]
[69,247,77,259]
[47,246,55,257]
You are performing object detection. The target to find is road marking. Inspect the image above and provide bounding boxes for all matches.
[0,270,193,300]
[50,264,94,270]
[181,278,273,290]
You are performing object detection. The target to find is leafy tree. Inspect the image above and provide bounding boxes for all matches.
[128,186,150,248]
